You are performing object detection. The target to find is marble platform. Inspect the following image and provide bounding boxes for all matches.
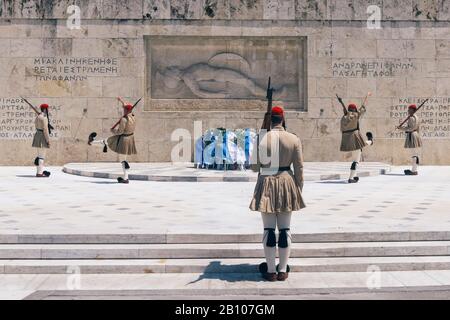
[62,162,391,182]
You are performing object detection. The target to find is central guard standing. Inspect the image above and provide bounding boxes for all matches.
[249,105,306,282]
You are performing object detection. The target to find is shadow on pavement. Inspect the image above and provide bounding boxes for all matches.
[188,261,264,284]
[82,181,119,184]
[16,175,40,178]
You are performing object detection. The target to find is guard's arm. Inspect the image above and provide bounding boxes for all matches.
[398,117,414,131]
[336,95,348,115]
[250,135,261,173]
[112,117,126,135]
[117,97,126,106]
[43,116,50,144]
[293,138,304,191]
[359,105,367,118]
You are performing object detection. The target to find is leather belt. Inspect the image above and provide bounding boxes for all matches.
[260,167,291,174]
[342,128,358,133]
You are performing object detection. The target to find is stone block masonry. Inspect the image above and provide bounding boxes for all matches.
[0,0,449,165]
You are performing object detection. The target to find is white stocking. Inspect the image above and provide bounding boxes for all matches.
[36,148,46,175]
[349,149,362,180]
[120,155,129,180]
[261,213,277,273]
[277,212,292,273]
[91,139,107,147]
[410,148,419,172]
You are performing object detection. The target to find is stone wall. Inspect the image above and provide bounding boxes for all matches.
[1,0,450,165]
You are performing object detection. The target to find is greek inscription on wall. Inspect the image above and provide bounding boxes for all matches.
[388,98,450,139]
[0,98,71,140]
[332,59,416,78]
[30,57,120,81]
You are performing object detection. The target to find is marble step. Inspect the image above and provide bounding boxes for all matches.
[3,256,450,274]
[17,270,450,300]
[31,290,450,300]
[2,231,450,244]
[0,241,450,260]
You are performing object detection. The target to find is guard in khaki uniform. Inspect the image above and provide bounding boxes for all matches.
[88,97,137,184]
[337,96,374,183]
[30,103,52,177]
[397,104,422,175]
[249,106,305,282]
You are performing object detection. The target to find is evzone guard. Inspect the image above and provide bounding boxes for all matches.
[336,93,374,183]
[250,106,306,282]
[249,79,305,282]
[396,100,427,176]
[88,97,140,184]
[23,98,54,177]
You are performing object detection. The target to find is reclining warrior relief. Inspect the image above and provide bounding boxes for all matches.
[155,53,289,100]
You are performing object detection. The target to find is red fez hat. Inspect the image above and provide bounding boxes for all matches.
[40,104,49,109]
[408,104,417,110]
[124,104,133,111]
[348,103,358,111]
[271,106,284,116]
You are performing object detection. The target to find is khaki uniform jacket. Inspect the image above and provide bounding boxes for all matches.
[32,113,50,148]
[249,124,306,213]
[399,114,422,148]
[114,114,136,136]
[340,106,368,152]
[107,114,137,155]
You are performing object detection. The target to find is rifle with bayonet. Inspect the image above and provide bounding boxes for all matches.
[261,77,274,131]
[396,98,429,130]
[336,94,347,115]
[22,97,39,115]
[22,97,55,132]
[111,97,142,130]
[260,78,287,131]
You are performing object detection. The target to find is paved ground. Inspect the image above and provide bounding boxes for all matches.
[1,165,450,300]
[62,162,391,182]
[0,165,449,235]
